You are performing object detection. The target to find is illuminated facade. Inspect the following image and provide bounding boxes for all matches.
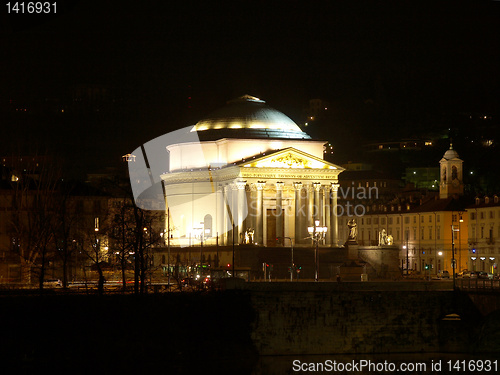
[161,95,344,247]
[340,146,469,275]
[467,195,500,274]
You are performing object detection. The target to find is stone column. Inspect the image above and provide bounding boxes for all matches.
[276,182,284,242]
[218,185,225,246]
[307,184,314,228]
[331,182,340,246]
[324,185,331,245]
[236,181,247,244]
[231,184,239,244]
[293,182,302,244]
[255,181,265,245]
[224,185,231,246]
[313,182,321,224]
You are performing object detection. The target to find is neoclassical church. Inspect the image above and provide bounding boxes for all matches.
[161,95,344,247]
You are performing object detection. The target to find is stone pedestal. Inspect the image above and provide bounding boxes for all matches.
[344,241,359,260]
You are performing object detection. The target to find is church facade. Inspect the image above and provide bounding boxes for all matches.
[160,95,344,248]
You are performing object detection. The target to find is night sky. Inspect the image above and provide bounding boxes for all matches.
[1,0,499,174]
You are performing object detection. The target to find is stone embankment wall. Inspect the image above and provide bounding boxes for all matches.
[228,282,487,355]
[2,283,499,372]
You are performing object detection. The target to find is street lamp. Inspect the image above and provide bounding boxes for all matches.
[308,220,328,282]
[458,212,464,273]
[193,225,204,274]
[451,225,460,290]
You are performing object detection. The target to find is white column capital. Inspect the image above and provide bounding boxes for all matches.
[236,181,247,190]
[313,182,321,192]
[331,182,340,193]
[293,182,303,190]
[275,182,284,190]
[256,181,266,190]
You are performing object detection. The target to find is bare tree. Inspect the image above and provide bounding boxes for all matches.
[8,154,60,289]
[108,196,135,291]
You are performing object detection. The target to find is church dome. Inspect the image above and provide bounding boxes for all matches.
[443,144,459,160]
[191,95,311,140]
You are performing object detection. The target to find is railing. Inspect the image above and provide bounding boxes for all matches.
[457,278,500,292]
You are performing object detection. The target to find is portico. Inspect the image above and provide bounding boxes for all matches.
[162,147,343,247]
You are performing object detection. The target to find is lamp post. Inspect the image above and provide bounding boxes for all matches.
[451,225,460,290]
[458,212,464,273]
[308,220,327,282]
[193,224,205,276]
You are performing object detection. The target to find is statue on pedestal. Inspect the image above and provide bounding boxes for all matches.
[346,218,358,243]
[244,228,254,244]
[378,229,387,246]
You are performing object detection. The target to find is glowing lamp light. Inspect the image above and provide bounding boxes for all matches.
[438,251,443,256]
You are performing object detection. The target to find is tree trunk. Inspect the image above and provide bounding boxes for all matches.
[97,266,104,296]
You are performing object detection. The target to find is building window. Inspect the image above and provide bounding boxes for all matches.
[405,217,410,224]
[437,215,440,223]
[374,218,379,225]
[204,214,213,237]
[397,217,400,225]
[490,211,494,219]
[452,214,457,222]
[421,228,424,240]
[471,212,476,220]
[437,226,440,239]
[472,226,476,239]
[429,215,432,223]
[481,226,484,239]
[367,218,371,225]
[414,216,417,224]
[413,228,417,240]
[480,212,485,220]
[429,227,432,240]
[421,216,424,223]
[381,218,386,225]
[388,217,393,225]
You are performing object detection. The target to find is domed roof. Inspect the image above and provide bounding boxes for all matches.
[191,95,311,140]
[443,144,459,160]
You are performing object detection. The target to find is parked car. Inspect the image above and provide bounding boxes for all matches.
[460,270,471,278]
[469,272,478,279]
[477,272,491,280]
[43,279,62,288]
[437,270,450,279]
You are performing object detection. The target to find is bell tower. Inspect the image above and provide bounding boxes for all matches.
[439,143,464,199]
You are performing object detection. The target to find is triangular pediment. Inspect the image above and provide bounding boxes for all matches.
[239,147,344,171]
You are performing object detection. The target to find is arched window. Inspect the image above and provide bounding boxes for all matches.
[452,165,458,180]
[204,214,213,237]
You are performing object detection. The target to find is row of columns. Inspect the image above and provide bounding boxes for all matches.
[217,181,339,247]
